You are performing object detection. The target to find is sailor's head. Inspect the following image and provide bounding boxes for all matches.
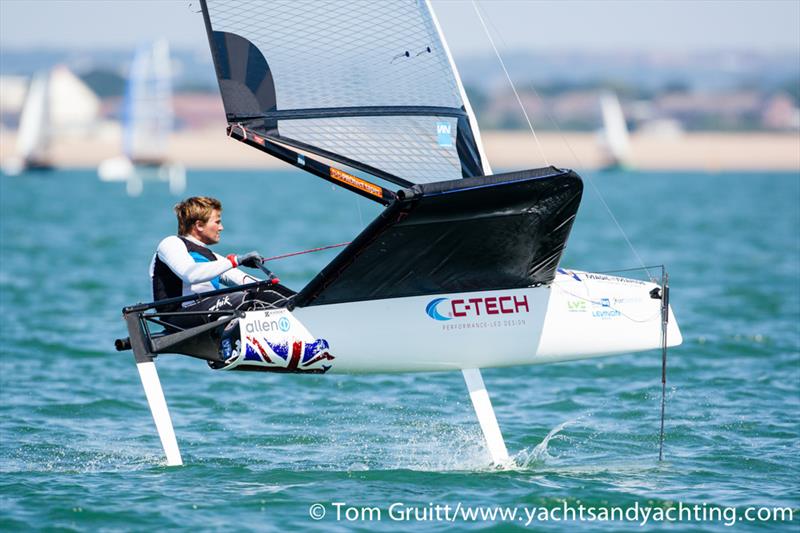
[175,196,223,245]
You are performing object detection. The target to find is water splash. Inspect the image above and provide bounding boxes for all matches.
[514,415,588,469]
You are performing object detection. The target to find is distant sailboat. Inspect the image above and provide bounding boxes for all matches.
[3,65,99,176]
[98,39,186,196]
[598,91,633,171]
[3,71,52,175]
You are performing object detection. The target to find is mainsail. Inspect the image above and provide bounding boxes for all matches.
[201,0,484,185]
[14,65,99,168]
[16,71,50,163]
[200,0,583,306]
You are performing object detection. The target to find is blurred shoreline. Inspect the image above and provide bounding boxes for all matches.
[1,129,798,172]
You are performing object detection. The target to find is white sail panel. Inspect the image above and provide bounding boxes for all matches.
[279,115,463,183]
[16,71,50,161]
[599,91,632,167]
[202,0,484,184]
[207,0,461,109]
[48,65,100,135]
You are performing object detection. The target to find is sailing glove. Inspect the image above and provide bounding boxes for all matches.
[227,251,263,268]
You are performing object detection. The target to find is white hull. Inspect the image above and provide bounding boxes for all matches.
[228,270,681,374]
[98,156,186,196]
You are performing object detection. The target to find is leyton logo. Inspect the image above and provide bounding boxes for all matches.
[426,295,530,321]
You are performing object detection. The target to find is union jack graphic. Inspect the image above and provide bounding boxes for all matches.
[244,336,334,373]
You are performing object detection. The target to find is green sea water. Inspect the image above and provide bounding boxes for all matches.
[0,169,798,531]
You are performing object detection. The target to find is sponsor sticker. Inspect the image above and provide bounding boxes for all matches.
[566,299,587,312]
[557,268,582,282]
[426,294,530,330]
[236,310,334,373]
[583,272,646,285]
[436,121,453,147]
[329,167,383,198]
[591,297,621,318]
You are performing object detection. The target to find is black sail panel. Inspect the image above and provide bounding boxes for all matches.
[210,30,277,122]
[293,168,584,307]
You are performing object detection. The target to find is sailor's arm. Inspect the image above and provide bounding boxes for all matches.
[216,252,279,287]
[157,236,234,284]
[218,258,260,286]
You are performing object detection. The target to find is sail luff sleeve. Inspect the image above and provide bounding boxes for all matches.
[424,0,490,176]
[200,0,484,185]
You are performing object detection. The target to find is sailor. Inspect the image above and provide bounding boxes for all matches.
[151,196,284,328]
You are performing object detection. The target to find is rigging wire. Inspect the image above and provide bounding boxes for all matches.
[261,242,351,263]
[356,195,365,227]
[470,0,549,167]
[471,0,669,459]
[470,0,654,282]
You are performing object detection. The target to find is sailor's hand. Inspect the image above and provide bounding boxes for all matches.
[227,251,264,268]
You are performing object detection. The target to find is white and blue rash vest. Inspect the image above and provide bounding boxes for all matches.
[150,235,257,310]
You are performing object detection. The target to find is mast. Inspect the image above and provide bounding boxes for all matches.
[424,0,492,176]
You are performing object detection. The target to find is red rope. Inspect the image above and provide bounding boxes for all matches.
[261,242,351,262]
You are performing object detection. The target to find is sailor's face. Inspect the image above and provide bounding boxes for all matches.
[196,209,223,245]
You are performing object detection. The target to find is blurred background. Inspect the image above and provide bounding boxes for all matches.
[1,4,798,529]
[0,0,798,175]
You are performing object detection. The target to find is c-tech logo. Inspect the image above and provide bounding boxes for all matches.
[425,295,530,321]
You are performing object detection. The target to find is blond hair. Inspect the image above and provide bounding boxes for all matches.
[174,196,222,235]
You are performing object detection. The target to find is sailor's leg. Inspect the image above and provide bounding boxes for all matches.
[125,312,183,466]
[167,292,249,329]
[462,368,510,466]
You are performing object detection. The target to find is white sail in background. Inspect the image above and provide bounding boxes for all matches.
[124,39,174,163]
[48,65,100,135]
[99,39,185,195]
[15,71,50,164]
[599,90,632,169]
[3,65,99,175]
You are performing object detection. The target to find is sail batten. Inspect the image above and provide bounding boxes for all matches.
[263,133,414,188]
[230,105,467,123]
[201,0,484,184]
